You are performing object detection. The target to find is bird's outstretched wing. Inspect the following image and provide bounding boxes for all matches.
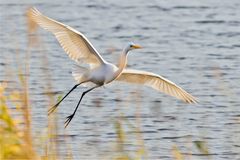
[116,69,197,103]
[27,7,105,68]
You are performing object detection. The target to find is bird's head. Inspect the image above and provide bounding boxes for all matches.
[125,42,142,52]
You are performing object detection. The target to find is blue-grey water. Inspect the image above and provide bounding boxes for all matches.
[1,0,240,159]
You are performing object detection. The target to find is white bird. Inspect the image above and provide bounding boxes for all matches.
[27,7,197,128]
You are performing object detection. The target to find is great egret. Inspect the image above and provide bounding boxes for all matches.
[27,7,197,128]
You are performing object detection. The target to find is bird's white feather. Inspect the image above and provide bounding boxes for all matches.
[72,64,88,82]
[27,7,105,68]
[116,69,197,103]
[72,64,96,87]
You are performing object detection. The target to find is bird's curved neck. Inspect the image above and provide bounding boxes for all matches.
[115,49,129,78]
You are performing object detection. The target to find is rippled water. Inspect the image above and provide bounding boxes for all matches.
[1,0,240,159]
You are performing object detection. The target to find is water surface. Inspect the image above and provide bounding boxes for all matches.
[0,0,240,159]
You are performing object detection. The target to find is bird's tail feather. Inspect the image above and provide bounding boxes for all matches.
[72,64,89,83]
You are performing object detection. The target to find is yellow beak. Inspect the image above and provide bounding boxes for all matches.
[132,44,142,49]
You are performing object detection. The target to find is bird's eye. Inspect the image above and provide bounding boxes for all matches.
[130,45,133,47]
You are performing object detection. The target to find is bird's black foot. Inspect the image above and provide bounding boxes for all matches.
[48,104,58,115]
[64,114,75,128]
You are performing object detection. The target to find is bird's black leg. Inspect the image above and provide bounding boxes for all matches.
[48,82,85,115]
[64,85,99,128]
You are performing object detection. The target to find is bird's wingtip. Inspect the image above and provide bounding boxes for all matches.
[187,97,199,104]
[26,6,41,17]
[26,6,41,34]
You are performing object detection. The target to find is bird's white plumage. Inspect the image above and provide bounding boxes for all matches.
[27,7,197,105]
[117,69,197,103]
[72,64,88,83]
[27,7,105,68]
